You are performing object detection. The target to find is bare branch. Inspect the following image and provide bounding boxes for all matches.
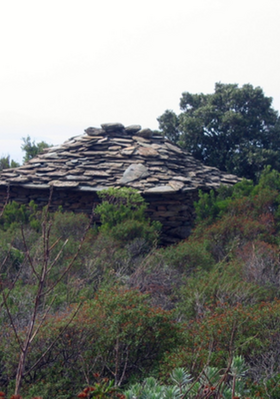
[29,294,57,343]
[47,238,69,275]
[2,290,24,352]
[21,225,39,281]
[43,214,94,296]
[0,264,23,310]
[24,302,82,377]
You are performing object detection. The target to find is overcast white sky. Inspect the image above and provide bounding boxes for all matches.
[1,0,280,163]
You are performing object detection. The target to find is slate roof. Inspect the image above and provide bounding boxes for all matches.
[0,123,239,193]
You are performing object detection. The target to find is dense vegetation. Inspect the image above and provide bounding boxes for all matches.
[158,83,280,181]
[2,84,280,397]
[1,170,280,398]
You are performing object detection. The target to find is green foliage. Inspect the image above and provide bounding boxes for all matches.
[0,155,20,171]
[21,135,51,163]
[95,187,161,246]
[160,240,214,274]
[51,209,93,241]
[77,378,121,399]
[256,165,280,192]
[177,261,271,320]
[161,300,280,381]
[2,288,182,396]
[109,219,161,246]
[158,83,280,180]
[251,374,280,399]
[194,179,258,225]
[0,200,41,231]
[125,356,250,399]
[3,167,280,397]
[96,187,147,229]
[194,168,280,230]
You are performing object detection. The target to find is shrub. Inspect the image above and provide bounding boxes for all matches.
[161,240,214,274]
[109,219,161,247]
[194,167,280,228]
[95,187,161,247]
[177,260,272,320]
[0,201,41,231]
[1,288,183,396]
[95,187,147,231]
[160,300,280,379]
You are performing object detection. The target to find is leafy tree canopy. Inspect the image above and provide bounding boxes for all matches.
[0,155,20,171]
[158,83,280,180]
[21,135,51,163]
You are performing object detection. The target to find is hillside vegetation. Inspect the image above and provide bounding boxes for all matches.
[1,171,280,398]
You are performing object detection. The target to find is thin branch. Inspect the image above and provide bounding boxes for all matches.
[24,302,82,377]
[43,214,94,296]
[215,320,237,397]
[47,238,69,275]
[0,264,23,309]
[0,239,26,310]
[117,347,129,387]
[2,290,23,352]
[182,339,214,399]
[29,295,57,343]
[21,225,39,281]
[48,236,63,252]
[0,250,10,274]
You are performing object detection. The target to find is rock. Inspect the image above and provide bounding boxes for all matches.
[101,123,125,132]
[168,180,185,191]
[144,185,175,194]
[7,177,30,183]
[38,171,68,177]
[172,176,192,182]
[49,180,80,187]
[132,136,151,143]
[1,173,19,178]
[0,122,240,245]
[65,175,91,181]
[135,128,153,138]
[121,146,136,156]
[85,127,106,136]
[84,171,110,177]
[125,125,141,134]
[108,146,122,151]
[136,146,159,157]
[41,152,59,159]
[164,142,183,154]
[110,138,133,144]
[119,164,150,184]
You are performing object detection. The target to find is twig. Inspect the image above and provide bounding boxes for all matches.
[43,213,94,296]
[21,225,39,281]
[24,302,82,377]
[2,289,24,352]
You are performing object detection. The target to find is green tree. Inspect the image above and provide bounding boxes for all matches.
[0,155,20,171]
[21,135,51,163]
[158,83,280,180]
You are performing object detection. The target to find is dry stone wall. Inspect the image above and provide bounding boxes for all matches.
[0,123,239,243]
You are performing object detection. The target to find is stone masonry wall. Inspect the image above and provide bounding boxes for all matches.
[0,185,200,244]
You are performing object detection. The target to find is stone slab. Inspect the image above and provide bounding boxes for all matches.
[119,164,150,184]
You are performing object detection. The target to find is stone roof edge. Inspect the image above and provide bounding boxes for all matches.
[0,181,217,195]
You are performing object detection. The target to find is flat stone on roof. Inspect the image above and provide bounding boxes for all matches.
[0,123,240,193]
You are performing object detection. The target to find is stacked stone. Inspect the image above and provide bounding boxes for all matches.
[0,123,239,243]
[0,123,238,191]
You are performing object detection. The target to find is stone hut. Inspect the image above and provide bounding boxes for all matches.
[0,123,239,243]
